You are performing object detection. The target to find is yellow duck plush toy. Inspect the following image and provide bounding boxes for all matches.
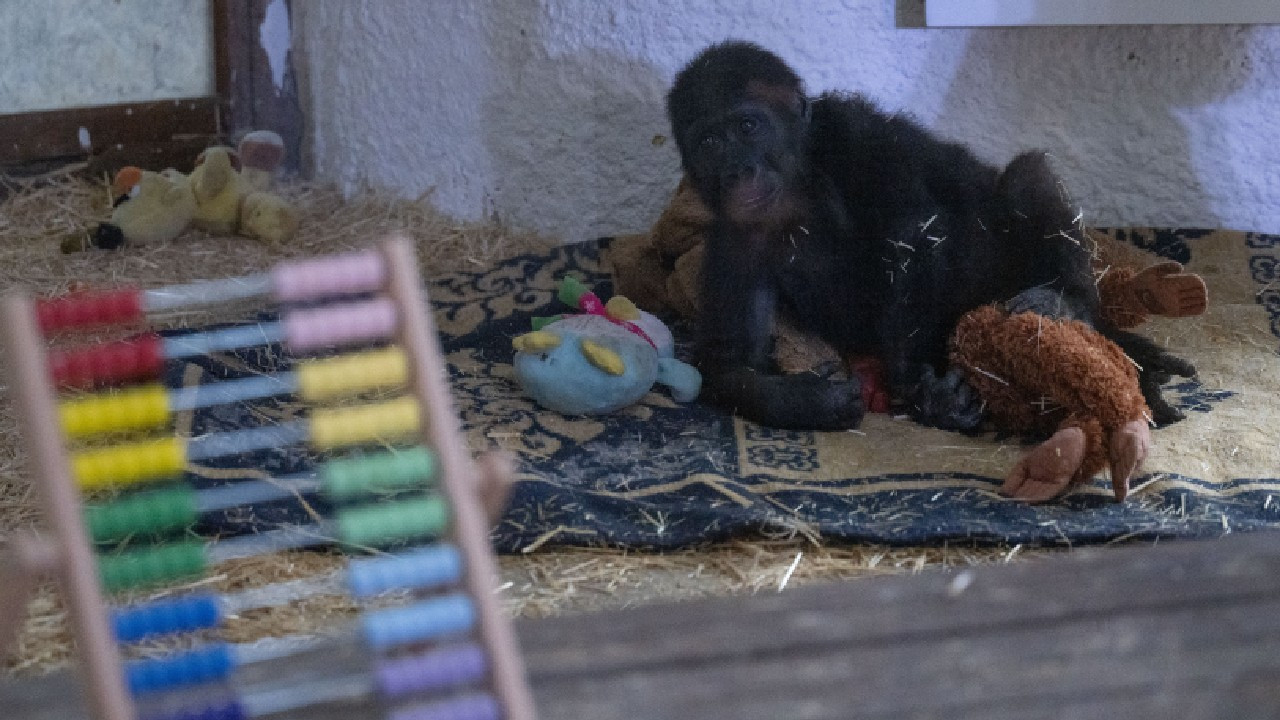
[239,190,300,245]
[188,146,248,235]
[64,167,197,251]
[66,131,299,251]
[188,143,298,244]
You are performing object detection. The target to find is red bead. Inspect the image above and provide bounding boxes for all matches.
[49,334,165,389]
[35,287,144,335]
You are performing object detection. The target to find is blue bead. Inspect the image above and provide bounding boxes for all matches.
[361,594,475,651]
[139,699,246,720]
[347,544,463,598]
[126,644,235,695]
[113,594,220,643]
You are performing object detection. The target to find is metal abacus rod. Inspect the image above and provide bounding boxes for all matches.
[84,447,441,541]
[47,297,400,390]
[0,236,537,720]
[58,346,410,434]
[35,249,388,330]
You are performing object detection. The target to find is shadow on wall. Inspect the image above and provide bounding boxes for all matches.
[477,2,679,242]
[930,24,1255,229]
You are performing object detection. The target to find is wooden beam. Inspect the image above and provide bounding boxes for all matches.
[4,532,1279,719]
[212,0,304,173]
[1,0,304,178]
[0,99,220,175]
[212,0,253,137]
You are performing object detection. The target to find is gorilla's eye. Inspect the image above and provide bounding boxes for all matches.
[699,134,721,149]
[738,117,759,136]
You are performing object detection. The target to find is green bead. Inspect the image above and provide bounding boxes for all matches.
[97,541,206,594]
[84,486,199,543]
[336,496,449,548]
[321,447,436,502]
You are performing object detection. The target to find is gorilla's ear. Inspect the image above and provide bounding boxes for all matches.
[797,94,811,123]
[746,80,808,121]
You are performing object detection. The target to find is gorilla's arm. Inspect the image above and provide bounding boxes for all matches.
[695,227,865,430]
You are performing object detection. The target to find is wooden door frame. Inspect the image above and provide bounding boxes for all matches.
[0,0,302,178]
[212,0,304,173]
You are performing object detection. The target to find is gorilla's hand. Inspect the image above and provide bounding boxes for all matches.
[909,366,985,432]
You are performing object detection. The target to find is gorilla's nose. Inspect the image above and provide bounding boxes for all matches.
[721,161,758,186]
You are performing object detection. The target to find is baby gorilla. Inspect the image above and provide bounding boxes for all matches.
[667,41,1190,431]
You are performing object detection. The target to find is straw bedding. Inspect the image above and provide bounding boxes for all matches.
[1,174,1274,675]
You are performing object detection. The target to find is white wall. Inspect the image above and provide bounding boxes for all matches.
[295,1,1280,240]
[0,0,212,113]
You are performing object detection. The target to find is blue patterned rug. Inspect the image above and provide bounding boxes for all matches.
[184,229,1280,551]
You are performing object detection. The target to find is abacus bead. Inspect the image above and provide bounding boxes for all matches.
[283,298,398,351]
[85,485,198,542]
[125,644,235,695]
[296,347,408,401]
[321,446,436,501]
[375,643,488,699]
[113,594,221,642]
[337,496,449,548]
[73,437,187,490]
[60,384,171,438]
[347,544,462,598]
[139,699,246,720]
[361,594,475,651]
[309,396,421,451]
[98,541,206,593]
[35,287,144,334]
[49,334,165,389]
[271,249,386,303]
[387,694,500,720]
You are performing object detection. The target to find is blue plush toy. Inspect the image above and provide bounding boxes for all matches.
[511,277,701,415]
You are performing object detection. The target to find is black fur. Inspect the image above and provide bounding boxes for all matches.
[667,41,1188,431]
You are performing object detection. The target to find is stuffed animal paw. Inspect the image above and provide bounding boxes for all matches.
[1128,261,1208,317]
[240,191,300,245]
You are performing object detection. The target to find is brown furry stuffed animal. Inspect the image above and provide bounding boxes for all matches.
[950,305,1152,502]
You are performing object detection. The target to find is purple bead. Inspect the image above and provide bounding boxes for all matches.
[139,699,246,720]
[376,643,489,698]
[388,694,500,720]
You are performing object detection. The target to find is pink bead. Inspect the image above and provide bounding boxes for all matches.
[271,250,387,303]
[283,298,398,351]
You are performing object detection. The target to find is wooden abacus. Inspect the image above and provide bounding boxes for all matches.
[0,237,537,720]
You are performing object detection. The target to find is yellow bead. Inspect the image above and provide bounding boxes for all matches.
[297,347,409,402]
[59,385,171,439]
[72,437,186,490]
[309,396,421,451]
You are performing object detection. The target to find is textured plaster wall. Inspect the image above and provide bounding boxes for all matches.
[0,0,213,113]
[296,1,1280,240]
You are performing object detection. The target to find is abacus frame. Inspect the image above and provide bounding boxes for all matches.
[0,236,537,720]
